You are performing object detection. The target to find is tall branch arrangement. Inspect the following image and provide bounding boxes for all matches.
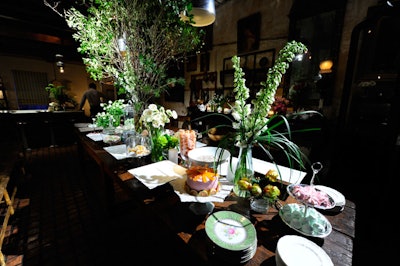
[45,0,203,112]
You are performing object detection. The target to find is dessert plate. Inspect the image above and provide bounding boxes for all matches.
[276,235,333,266]
[205,211,256,251]
[287,184,335,210]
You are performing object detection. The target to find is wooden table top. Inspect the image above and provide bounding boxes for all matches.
[75,128,355,265]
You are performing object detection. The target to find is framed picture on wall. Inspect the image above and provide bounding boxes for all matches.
[200,52,210,72]
[237,12,261,54]
[186,54,197,72]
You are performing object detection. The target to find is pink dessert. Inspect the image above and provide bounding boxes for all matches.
[185,166,220,196]
[291,184,333,208]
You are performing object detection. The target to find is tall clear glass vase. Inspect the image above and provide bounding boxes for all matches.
[233,144,254,197]
[150,128,164,162]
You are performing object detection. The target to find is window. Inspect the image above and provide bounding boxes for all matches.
[12,70,48,109]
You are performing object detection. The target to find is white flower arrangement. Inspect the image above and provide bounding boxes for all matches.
[139,104,177,130]
[139,104,178,162]
[95,99,128,128]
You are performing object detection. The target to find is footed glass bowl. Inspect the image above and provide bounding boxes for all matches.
[101,128,122,145]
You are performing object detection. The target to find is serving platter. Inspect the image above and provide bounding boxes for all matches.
[279,203,332,238]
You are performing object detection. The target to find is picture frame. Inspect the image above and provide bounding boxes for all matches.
[237,12,261,54]
[186,54,197,72]
[200,52,210,72]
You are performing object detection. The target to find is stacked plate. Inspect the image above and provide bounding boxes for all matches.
[205,211,257,264]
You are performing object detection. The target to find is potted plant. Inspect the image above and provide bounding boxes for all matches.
[45,83,77,111]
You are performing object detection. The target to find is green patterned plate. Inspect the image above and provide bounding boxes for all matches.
[205,211,256,251]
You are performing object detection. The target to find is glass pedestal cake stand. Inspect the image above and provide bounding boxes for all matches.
[281,162,335,237]
[287,162,335,213]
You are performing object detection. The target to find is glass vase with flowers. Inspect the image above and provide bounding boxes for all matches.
[139,104,178,162]
[212,41,322,200]
[95,99,127,145]
[95,99,127,128]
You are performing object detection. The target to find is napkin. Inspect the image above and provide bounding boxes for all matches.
[128,160,187,189]
[103,144,128,160]
[86,133,103,141]
[169,176,233,203]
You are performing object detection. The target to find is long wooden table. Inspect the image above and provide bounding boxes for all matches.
[75,126,355,265]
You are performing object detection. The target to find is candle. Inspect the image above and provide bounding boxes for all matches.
[168,148,179,164]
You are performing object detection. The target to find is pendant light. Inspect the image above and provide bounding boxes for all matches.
[181,0,216,27]
[55,54,65,73]
[319,59,333,74]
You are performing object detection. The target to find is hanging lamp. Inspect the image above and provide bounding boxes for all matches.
[319,59,333,74]
[181,0,216,27]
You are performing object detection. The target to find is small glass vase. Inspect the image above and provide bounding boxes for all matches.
[233,144,254,198]
[123,105,135,127]
[110,114,122,127]
[250,197,272,214]
[149,128,164,163]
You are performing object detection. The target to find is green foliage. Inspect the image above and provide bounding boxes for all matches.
[45,83,77,107]
[62,0,203,113]
[158,134,179,150]
[201,41,322,173]
[95,99,127,127]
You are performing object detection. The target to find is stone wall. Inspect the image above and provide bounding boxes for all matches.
[160,0,380,122]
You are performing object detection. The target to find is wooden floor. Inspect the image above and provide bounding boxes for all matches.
[2,140,398,265]
[2,144,204,266]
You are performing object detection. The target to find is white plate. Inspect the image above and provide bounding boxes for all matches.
[276,235,333,266]
[314,185,346,207]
